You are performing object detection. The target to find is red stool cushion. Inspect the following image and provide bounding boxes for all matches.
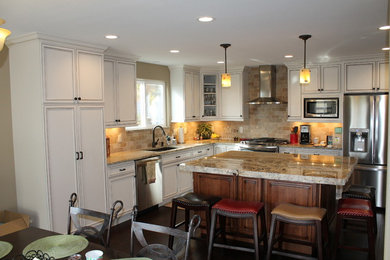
[212,199,264,214]
[337,198,373,217]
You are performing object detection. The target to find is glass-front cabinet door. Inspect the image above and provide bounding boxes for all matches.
[202,74,218,119]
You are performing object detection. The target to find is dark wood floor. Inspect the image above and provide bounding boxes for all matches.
[110,206,385,260]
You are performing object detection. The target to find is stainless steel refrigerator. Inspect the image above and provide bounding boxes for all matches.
[343,93,388,208]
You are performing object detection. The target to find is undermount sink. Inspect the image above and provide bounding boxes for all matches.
[145,146,178,152]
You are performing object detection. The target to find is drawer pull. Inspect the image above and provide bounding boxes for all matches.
[198,151,202,153]
[314,153,320,155]
[176,156,181,159]
[119,168,126,171]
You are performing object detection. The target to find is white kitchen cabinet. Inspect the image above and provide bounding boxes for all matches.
[279,146,342,156]
[201,74,219,120]
[45,106,106,233]
[287,69,302,121]
[8,33,107,231]
[201,68,247,121]
[378,61,389,91]
[321,65,341,93]
[214,143,239,154]
[107,161,136,217]
[345,62,375,92]
[104,57,137,127]
[43,45,104,103]
[193,144,214,158]
[220,73,244,120]
[301,67,320,94]
[278,146,296,154]
[161,148,197,202]
[170,66,201,122]
[162,163,179,200]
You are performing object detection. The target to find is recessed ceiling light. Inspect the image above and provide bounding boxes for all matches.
[379,25,390,30]
[284,55,294,58]
[105,35,118,39]
[217,61,224,64]
[198,16,214,22]
[170,50,180,53]
[382,47,390,51]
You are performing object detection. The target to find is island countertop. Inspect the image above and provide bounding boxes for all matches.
[179,151,357,186]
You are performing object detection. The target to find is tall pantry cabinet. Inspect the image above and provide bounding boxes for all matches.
[8,33,107,233]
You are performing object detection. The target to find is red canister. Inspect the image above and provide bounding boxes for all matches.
[290,133,298,144]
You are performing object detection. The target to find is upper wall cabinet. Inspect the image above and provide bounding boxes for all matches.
[43,45,104,103]
[104,57,137,127]
[287,69,302,121]
[170,66,201,122]
[201,67,248,121]
[300,67,320,94]
[345,60,388,92]
[301,65,341,94]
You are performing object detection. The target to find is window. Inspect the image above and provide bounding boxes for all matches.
[127,79,166,129]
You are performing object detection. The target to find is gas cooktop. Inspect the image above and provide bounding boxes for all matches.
[239,138,289,152]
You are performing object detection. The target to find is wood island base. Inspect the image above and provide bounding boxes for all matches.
[193,172,336,254]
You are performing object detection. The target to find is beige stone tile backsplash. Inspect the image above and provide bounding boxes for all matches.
[107,65,342,153]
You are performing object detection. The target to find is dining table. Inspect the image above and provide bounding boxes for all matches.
[0,227,130,260]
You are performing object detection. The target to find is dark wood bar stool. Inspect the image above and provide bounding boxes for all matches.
[266,203,328,260]
[342,184,377,234]
[207,199,267,260]
[169,192,221,248]
[334,198,376,260]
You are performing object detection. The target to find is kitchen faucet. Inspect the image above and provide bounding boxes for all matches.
[152,125,166,147]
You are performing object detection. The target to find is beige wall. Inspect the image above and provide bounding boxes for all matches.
[0,46,17,210]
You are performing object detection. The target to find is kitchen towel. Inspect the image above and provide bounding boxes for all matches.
[142,161,156,184]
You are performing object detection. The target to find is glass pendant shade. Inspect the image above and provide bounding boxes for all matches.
[0,28,11,51]
[300,68,311,84]
[221,73,231,87]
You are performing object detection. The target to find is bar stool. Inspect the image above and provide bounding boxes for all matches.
[207,199,267,260]
[169,192,221,248]
[266,203,328,260]
[334,198,376,260]
[342,184,377,234]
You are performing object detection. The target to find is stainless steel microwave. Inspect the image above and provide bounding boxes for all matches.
[304,98,339,118]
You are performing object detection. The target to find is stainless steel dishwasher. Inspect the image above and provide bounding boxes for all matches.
[135,156,162,212]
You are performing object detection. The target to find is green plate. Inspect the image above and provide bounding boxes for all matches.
[23,235,88,259]
[0,241,13,259]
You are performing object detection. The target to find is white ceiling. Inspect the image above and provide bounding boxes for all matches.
[1,0,389,67]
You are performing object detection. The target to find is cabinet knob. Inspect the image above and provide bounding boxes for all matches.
[377,88,380,91]
[192,116,196,118]
[80,151,84,159]
[78,97,81,100]
[119,168,126,171]
[373,87,376,90]
[74,97,78,101]
[176,156,181,159]
[240,115,242,117]
[76,152,80,160]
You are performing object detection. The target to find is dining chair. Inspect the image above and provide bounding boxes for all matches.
[67,193,123,247]
[130,206,201,260]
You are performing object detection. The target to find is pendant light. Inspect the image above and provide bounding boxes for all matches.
[0,19,11,52]
[220,43,231,87]
[299,34,311,84]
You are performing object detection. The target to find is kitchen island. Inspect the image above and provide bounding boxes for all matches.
[179,151,357,253]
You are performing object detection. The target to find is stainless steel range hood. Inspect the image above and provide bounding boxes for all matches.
[248,65,286,105]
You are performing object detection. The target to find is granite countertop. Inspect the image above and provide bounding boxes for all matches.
[179,151,357,186]
[106,140,238,164]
